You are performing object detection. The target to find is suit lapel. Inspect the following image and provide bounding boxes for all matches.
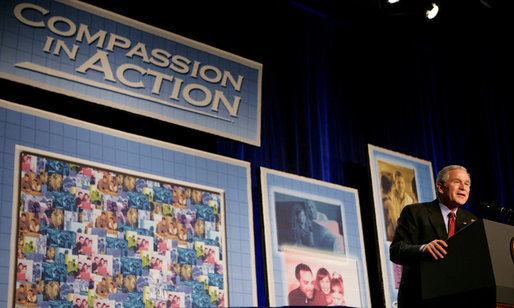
[455,212,464,232]
[426,200,447,239]
[455,210,473,232]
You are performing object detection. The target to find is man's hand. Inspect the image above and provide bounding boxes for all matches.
[423,239,448,260]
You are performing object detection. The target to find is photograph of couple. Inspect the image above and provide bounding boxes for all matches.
[274,192,346,255]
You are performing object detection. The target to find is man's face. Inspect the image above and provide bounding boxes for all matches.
[437,169,471,210]
[394,176,405,196]
[296,210,306,228]
[298,270,315,299]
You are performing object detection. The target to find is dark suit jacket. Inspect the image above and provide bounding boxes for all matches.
[389,199,477,308]
[288,287,327,306]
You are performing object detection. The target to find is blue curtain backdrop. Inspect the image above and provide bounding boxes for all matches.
[2,0,513,306]
[212,1,514,306]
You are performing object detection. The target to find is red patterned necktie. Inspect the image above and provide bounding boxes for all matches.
[448,211,456,237]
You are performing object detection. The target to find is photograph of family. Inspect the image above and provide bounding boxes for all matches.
[283,248,362,307]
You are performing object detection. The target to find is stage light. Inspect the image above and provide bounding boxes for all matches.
[387,0,400,4]
[425,2,439,19]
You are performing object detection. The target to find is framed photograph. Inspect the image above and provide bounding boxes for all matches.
[368,144,436,308]
[283,248,362,307]
[260,167,371,307]
[273,190,346,256]
[10,147,227,307]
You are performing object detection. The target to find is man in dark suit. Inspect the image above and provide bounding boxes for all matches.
[390,165,477,308]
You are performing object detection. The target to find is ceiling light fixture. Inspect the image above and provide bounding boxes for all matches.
[425,2,439,19]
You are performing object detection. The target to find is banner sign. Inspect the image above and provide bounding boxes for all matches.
[0,0,263,146]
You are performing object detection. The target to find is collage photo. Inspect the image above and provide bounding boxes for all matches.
[14,152,226,307]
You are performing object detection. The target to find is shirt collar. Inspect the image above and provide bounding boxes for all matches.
[439,202,458,217]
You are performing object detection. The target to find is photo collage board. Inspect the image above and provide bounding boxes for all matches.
[13,150,227,308]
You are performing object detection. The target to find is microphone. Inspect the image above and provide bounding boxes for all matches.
[478,202,514,225]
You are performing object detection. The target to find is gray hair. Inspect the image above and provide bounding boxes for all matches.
[436,165,470,187]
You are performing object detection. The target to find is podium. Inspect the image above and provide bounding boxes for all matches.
[420,219,514,308]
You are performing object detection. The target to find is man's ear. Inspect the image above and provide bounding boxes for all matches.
[436,182,444,195]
